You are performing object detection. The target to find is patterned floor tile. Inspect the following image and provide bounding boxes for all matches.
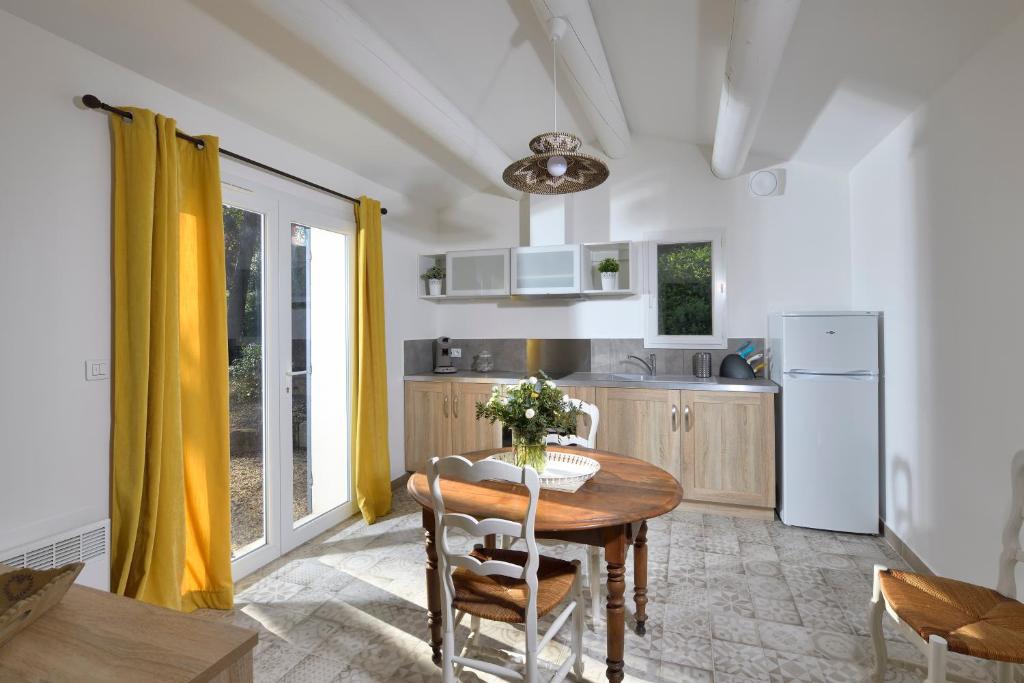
[236,488,931,683]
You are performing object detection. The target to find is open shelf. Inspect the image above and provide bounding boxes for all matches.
[417,253,447,299]
[581,241,634,294]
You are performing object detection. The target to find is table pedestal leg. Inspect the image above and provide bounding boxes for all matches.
[634,520,649,635]
[422,509,442,666]
[605,529,628,683]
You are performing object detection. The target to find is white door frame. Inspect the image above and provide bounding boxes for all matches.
[224,169,358,579]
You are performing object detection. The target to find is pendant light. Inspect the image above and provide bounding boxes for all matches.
[502,17,610,195]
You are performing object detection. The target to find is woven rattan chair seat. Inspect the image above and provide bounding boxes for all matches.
[451,547,577,624]
[879,569,1024,663]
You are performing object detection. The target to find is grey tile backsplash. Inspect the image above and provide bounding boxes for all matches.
[404,338,765,377]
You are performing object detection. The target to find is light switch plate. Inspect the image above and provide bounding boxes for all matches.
[85,359,110,381]
[449,348,462,358]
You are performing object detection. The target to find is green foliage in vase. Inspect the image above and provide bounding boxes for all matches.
[597,257,620,273]
[475,371,581,445]
[421,265,445,280]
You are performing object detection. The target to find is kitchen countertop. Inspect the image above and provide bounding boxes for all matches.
[404,371,778,393]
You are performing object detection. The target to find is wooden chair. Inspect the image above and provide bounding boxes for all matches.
[428,455,584,683]
[545,399,603,622]
[869,450,1024,682]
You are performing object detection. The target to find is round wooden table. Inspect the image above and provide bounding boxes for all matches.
[407,446,683,683]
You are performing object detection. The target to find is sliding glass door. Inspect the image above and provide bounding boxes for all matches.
[225,181,355,579]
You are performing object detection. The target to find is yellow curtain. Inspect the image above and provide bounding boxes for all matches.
[110,108,233,612]
[352,196,392,523]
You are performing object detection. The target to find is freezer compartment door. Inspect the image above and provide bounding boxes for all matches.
[782,314,878,374]
[780,372,879,534]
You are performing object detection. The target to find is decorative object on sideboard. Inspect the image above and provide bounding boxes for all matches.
[471,350,495,373]
[421,265,445,297]
[597,257,620,291]
[502,18,609,195]
[0,562,84,648]
[475,372,582,473]
[693,351,712,378]
[487,450,600,493]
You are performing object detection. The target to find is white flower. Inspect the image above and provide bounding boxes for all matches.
[528,376,537,384]
[525,408,536,419]
[546,380,557,389]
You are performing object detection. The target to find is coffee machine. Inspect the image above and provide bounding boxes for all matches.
[433,336,457,374]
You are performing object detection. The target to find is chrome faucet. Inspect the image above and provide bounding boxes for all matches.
[626,353,657,376]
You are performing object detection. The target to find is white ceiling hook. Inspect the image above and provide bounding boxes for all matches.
[547,16,569,44]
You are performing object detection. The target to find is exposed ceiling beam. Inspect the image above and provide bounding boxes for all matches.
[250,0,519,198]
[711,0,801,179]
[530,0,631,158]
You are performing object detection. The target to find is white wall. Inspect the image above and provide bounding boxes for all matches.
[435,136,851,340]
[849,12,1024,585]
[0,10,435,552]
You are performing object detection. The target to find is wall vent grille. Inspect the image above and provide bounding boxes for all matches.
[0,520,109,571]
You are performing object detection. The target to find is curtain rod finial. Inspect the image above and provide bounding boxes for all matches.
[381,207,388,215]
[82,94,102,109]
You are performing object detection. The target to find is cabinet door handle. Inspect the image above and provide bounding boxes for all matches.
[453,394,460,418]
[671,404,678,432]
[684,405,691,431]
[443,395,449,418]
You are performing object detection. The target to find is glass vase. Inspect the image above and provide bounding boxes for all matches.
[511,430,547,473]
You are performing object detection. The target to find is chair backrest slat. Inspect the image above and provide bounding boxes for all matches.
[545,398,600,448]
[428,454,541,584]
[997,450,1024,598]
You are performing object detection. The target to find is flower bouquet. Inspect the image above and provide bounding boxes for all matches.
[475,371,581,472]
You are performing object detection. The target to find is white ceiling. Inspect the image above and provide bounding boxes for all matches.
[3,0,1022,205]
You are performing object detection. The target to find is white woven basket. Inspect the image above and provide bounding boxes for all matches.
[487,450,600,493]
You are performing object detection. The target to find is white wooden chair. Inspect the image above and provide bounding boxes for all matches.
[428,455,584,683]
[544,399,603,622]
[869,450,1024,682]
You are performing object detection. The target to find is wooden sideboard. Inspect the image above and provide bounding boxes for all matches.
[0,585,257,682]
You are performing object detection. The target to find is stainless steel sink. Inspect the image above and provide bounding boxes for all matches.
[563,372,717,385]
[610,373,656,381]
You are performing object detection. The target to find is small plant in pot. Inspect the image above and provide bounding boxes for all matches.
[475,372,581,473]
[421,265,445,296]
[598,257,620,290]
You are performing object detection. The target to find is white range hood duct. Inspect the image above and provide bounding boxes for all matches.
[529,0,631,158]
[251,0,519,198]
[710,0,801,179]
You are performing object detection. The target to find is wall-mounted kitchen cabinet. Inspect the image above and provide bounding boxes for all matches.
[404,380,502,472]
[445,248,510,297]
[511,244,581,295]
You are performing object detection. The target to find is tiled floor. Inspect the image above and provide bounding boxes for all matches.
[195,491,1004,682]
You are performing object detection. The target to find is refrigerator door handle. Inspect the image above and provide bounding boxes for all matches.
[786,369,877,377]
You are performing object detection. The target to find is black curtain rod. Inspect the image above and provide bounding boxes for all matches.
[81,94,387,215]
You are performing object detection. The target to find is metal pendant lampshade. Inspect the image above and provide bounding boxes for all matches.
[502,17,610,195]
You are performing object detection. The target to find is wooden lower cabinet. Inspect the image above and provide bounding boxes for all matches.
[594,387,683,482]
[451,382,503,455]
[404,380,503,472]
[681,390,775,509]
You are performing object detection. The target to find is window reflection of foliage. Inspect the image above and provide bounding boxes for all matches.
[657,242,713,336]
[229,342,262,403]
[224,206,262,364]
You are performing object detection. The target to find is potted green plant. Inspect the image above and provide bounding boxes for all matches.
[421,265,445,296]
[475,372,581,472]
[598,257,620,290]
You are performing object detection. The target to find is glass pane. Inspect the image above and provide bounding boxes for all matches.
[516,250,575,289]
[291,224,350,526]
[224,204,265,557]
[657,241,713,336]
[451,253,505,291]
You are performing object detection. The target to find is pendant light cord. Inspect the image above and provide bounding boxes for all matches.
[552,33,557,131]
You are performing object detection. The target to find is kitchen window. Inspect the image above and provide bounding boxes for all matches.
[644,229,726,349]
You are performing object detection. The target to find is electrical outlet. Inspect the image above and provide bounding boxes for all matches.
[85,359,110,381]
[449,348,462,358]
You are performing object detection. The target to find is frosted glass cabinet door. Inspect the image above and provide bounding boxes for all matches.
[445,248,510,296]
[511,244,581,294]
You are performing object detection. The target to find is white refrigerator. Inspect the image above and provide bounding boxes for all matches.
[768,312,881,534]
